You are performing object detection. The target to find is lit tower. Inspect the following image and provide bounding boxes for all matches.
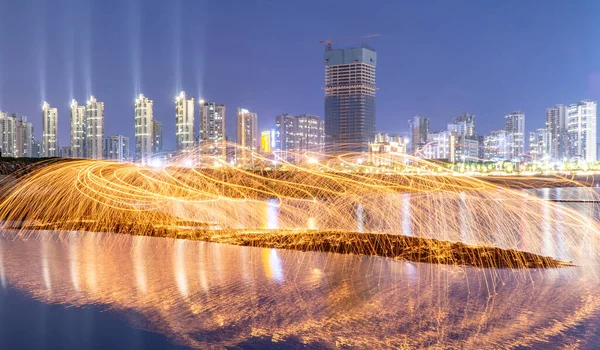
[175,91,195,152]
[236,107,258,165]
[70,99,87,158]
[86,96,104,159]
[323,36,378,153]
[199,100,226,158]
[135,94,153,162]
[42,101,58,157]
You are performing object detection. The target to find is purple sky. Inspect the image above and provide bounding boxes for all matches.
[0,0,599,150]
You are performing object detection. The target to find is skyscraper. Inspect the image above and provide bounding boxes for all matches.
[296,114,325,155]
[135,94,153,162]
[175,91,195,152]
[105,135,129,163]
[529,128,550,162]
[275,114,296,161]
[447,113,478,161]
[546,104,568,160]
[86,96,104,159]
[42,101,58,157]
[14,115,33,158]
[0,112,15,157]
[199,101,226,157]
[409,115,429,156]
[152,120,163,154]
[484,130,508,160]
[70,99,87,158]
[236,107,258,165]
[567,100,597,162]
[324,43,377,153]
[504,111,525,160]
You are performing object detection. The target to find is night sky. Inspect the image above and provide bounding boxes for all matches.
[0,0,599,150]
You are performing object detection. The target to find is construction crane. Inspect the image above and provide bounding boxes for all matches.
[318,34,380,51]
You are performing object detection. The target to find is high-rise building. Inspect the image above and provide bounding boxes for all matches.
[484,130,508,161]
[86,96,104,159]
[546,104,568,161]
[237,108,258,165]
[275,114,324,162]
[324,43,377,153]
[105,135,130,163]
[409,115,429,156]
[199,101,226,158]
[297,114,325,155]
[567,100,597,162]
[42,101,58,157]
[529,128,550,162]
[175,91,195,152]
[14,115,33,158]
[0,112,15,157]
[275,114,296,161]
[504,111,525,160]
[135,94,153,162]
[70,100,86,158]
[152,120,163,154]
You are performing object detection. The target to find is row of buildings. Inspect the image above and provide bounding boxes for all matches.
[370,99,597,166]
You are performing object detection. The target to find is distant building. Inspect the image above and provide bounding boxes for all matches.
[546,104,568,161]
[448,113,478,162]
[484,130,508,161]
[477,135,485,160]
[135,94,153,162]
[409,115,429,156]
[60,146,72,158]
[199,101,226,158]
[324,43,377,153]
[504,111,525,160]
[529,128,550,162]
[261,130,272,153]
[567,100,597,162]
[86,96,104,159]
[14,115,33,158]
[152,120,163,154]
[175,91,195,152]
[368,136,409,166]
[70,99,87,158]
[42,101,58,157]
[275,114,324,163]
[32,140,41,158]
[424,131,455,162]
[0,112,15,157]
[236,108,258,166]
[105,135,129,163]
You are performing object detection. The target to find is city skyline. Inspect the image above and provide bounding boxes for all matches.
[0,1,599,151]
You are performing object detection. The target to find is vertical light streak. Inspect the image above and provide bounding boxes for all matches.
[175,239,189,298]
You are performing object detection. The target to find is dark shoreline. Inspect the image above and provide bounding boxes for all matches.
[7,221,571,269]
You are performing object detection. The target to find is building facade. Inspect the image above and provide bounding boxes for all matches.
[175,91,195,152]
[42,101,58,157]
[236,108,258,165]
[409,115,429,156]
[324,44,377,153]
[152,120,163,154]
[546,104,568,161]
[483,130,508,161]
[70,99,87,158]
[0,112,15,157]
[86,96,104,159]
[199,101,226,157]
[423,131,455,162]
[529,128,550,162]
[105,135,130,163]
[567,100,597,162]
[135,94,153,162]
[14,115,33,158]
[504,111,525,160]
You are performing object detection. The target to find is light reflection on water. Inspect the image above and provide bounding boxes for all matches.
[0,188,599,348]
